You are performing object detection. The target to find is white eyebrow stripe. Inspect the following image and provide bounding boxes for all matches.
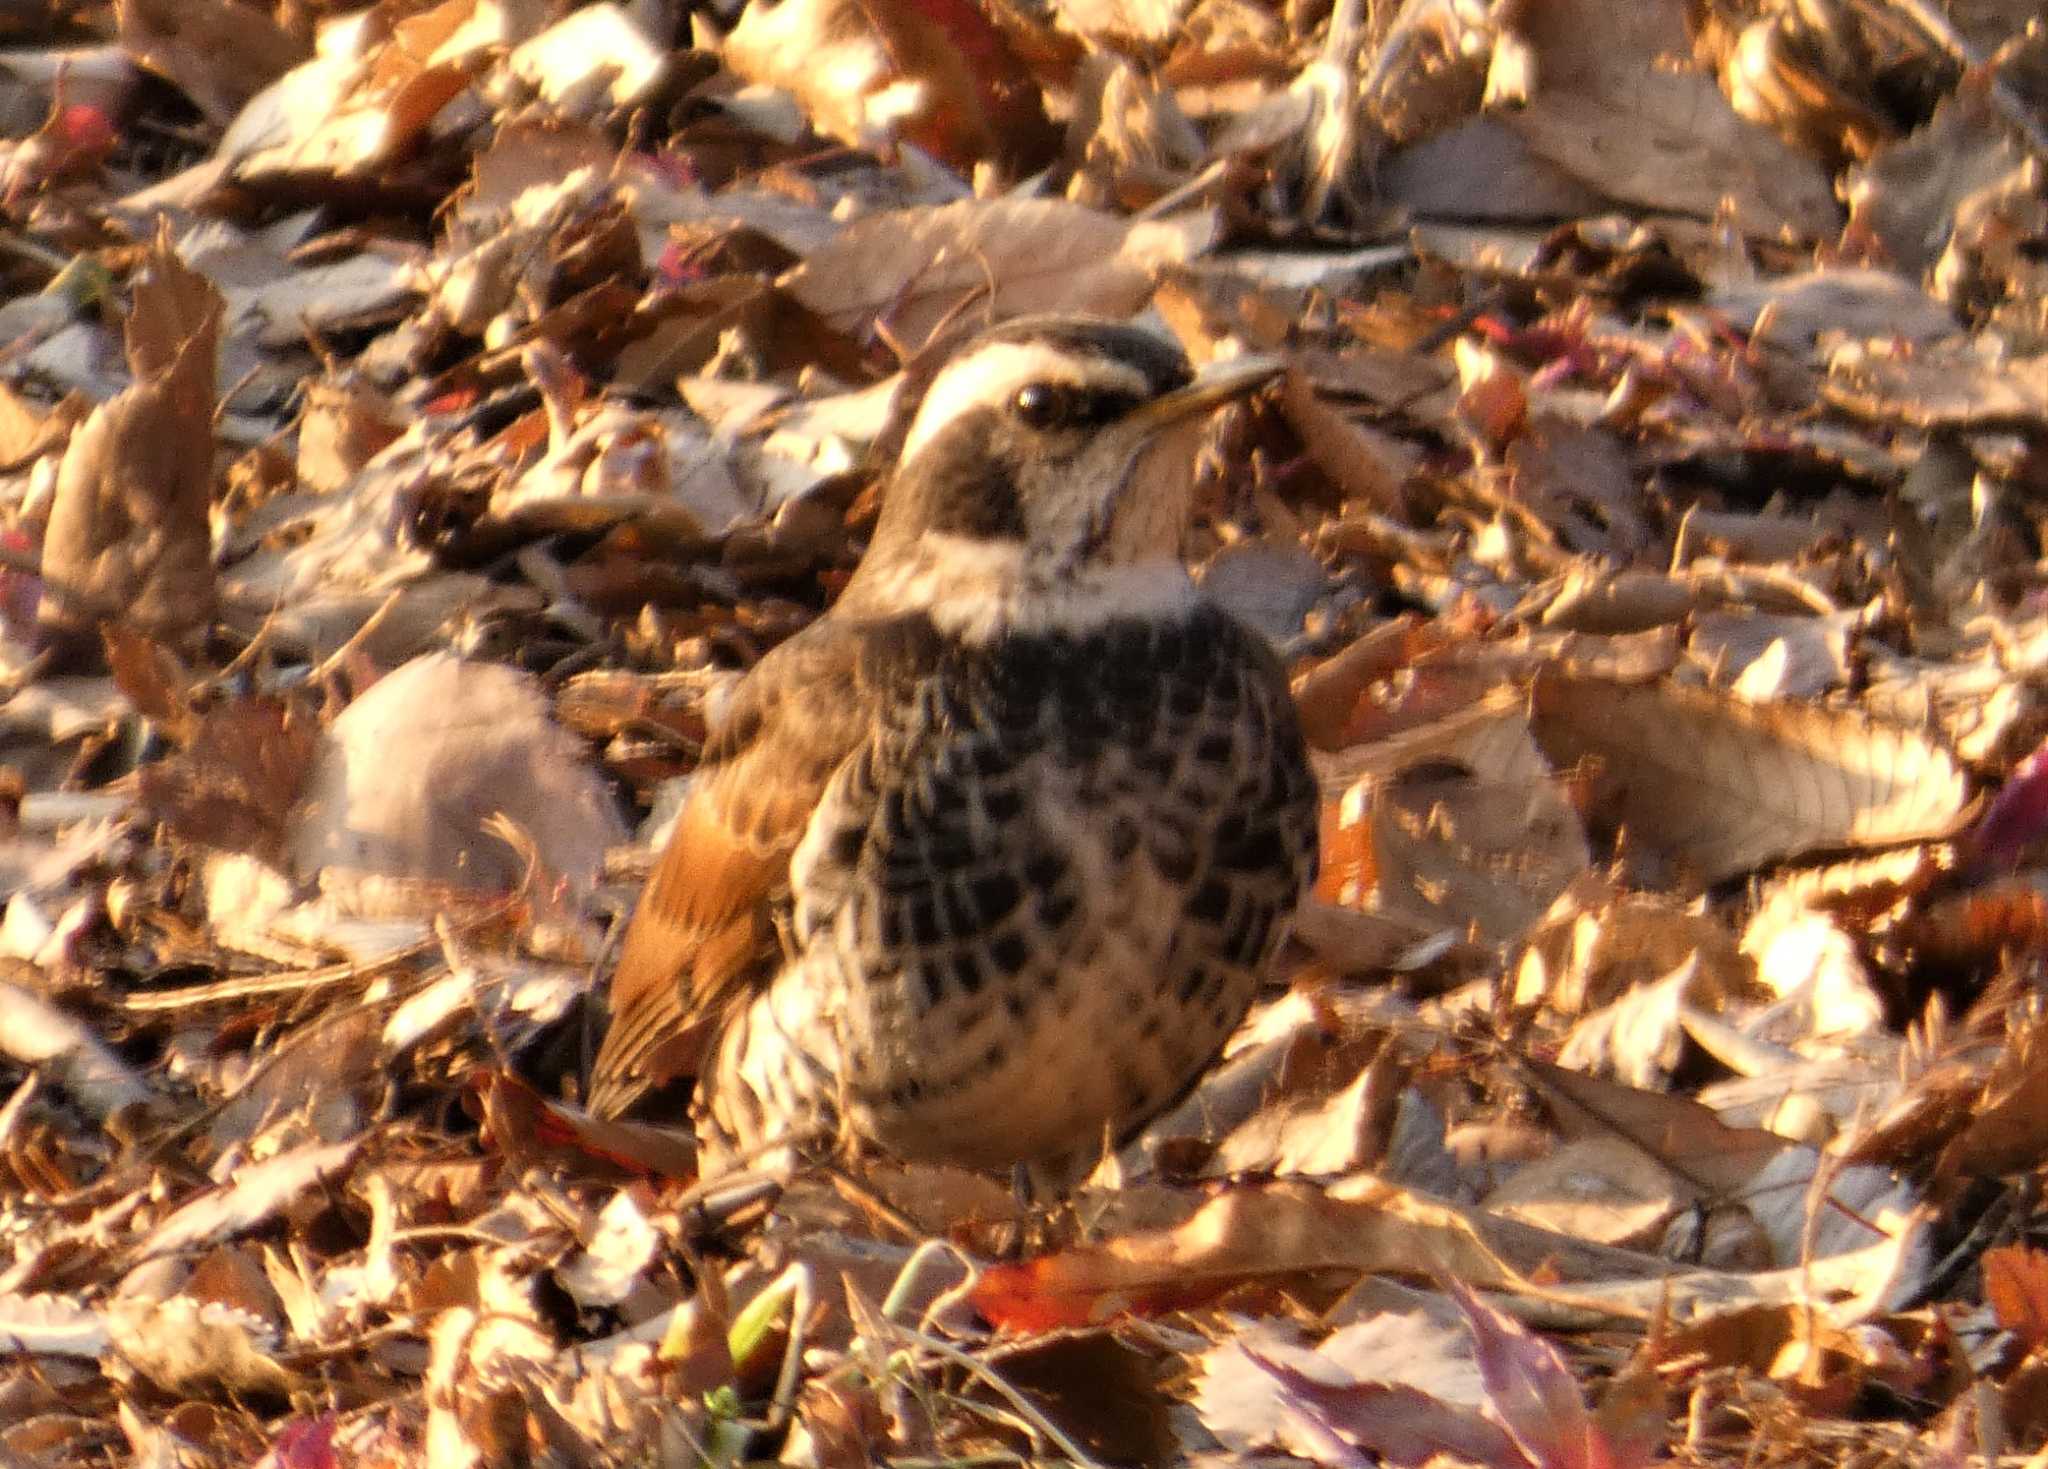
[899,340,1152,464]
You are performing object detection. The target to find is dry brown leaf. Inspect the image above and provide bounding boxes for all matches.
[502,4,669,120]
[296,373,406,496]
[1275,368,1405,513]
[976,1331,1177,1466]
[1711,9,1895,167]
[1501,0,1838,239]
[1529,676,1971,885]
[1937,1020,2048,1179]
[1540,568,1703,636]
[0,382,83,470]
[1514,880,1755,1019]
[101,624,195,737]
[106,1293,296,1397]
[116,0,307,126]
[0,979,153,1120]
[222,0,478,184]
[971,1175,1641,1330]
[1195,1316,1518,1468]
[136,1138,361,1261]
[779,198,1215,349]
[1519,1060,1794,1204]
[1063,52,1205,208]
[136,694,319,864]
[39,234,223,646]
[1482,1136,1685,1250]
[721,0,1056,175]
[1506,418,1653,559]
[1843,78,2026,277]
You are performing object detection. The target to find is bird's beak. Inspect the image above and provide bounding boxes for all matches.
[1125,352,1284,437]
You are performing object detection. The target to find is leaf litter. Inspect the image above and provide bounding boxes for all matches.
[0,0,2045,1463]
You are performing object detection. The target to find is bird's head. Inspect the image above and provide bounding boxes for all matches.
[845,316,1279,634]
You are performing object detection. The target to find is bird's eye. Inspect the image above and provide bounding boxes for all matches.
[1013,382,1072,428]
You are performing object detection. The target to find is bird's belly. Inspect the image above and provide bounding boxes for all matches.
[705,865,1261,1175]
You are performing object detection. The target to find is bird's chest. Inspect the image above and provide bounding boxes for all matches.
[714,614,1301,1168]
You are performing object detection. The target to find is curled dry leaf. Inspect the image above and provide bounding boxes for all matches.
[220,0,478,184]
[1322,694,1591,946]
[39,234,223,647]
[971,1174,1671,1332]
[106,1293,296,1397]
[0,1291,110,1358]
[136,1138,361,1261]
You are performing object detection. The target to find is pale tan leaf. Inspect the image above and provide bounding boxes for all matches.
[1530,676,1971,885]
[137,1139,360,1261]
[105,1294,295,1396]
[779,198,1216,350]
[1500,0,1837,239]
[1482,1136,1685,1250]
[0,979,152,1119]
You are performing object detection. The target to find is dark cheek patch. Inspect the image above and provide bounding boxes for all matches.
[911,417,1029,540]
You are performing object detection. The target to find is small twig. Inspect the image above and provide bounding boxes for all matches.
[1131,158,1233,223]
[878,1320,1108,1468]
[118,903,511,1012]
[307,587,406,684]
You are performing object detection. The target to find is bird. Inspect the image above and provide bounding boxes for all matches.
[587,314,1320,1185]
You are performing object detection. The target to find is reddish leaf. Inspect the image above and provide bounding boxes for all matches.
[1985,1244,2048,1354]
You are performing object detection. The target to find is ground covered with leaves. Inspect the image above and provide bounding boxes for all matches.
[1,0,2047,1463]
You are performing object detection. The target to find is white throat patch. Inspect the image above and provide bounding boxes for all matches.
[851,532,1199,642]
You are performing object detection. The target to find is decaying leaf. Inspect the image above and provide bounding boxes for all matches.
[1530,676,1972,885]
[136,694,319,864]
[1322,694,1591,944]
[39,231,223,646]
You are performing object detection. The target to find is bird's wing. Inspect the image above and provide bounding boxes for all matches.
[587,619,903,1117]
